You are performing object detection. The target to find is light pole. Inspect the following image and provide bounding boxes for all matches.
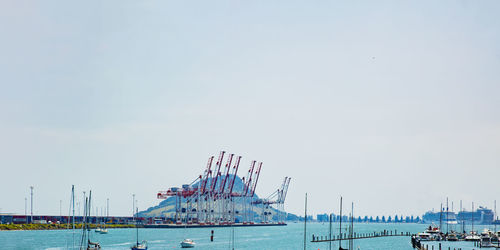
[25,197,27,217]
[30,186,34,223]
[60,200,62,217]
[132,194,136,220]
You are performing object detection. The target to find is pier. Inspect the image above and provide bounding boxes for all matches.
[311,230,413,243]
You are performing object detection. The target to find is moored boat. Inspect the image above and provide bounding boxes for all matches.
[465,231,481,241]
[447,232,459,241]
[416,232,431,241]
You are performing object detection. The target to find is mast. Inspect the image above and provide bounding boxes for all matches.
[106,198,109,226]
[460,200,464,233]
[303,193,307,250]
[329,213,332,250]
[80,196,88,249]
[446,197,449,234]
[72,185,75,249]
[439,203,442,232]
[88,191,92,244]
[136,208,139,246]
[350,202,354,250]
[472,202,474,233]
[339,196,343,250]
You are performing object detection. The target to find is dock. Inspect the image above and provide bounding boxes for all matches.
[311,230,413,243]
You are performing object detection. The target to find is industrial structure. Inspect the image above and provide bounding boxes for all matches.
[157,151,291,225]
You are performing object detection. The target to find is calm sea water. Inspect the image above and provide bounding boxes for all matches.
[0,223,496,250]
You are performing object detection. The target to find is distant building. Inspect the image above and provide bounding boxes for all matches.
[457,207,494,224]
[316,213,329,222]
[424,206,494,225]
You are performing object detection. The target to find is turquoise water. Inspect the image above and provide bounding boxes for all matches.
[0,223,496,249]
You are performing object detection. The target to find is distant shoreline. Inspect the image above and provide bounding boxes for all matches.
[0,224,136,231]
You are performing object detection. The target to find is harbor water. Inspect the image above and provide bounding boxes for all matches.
[0,223,497,249]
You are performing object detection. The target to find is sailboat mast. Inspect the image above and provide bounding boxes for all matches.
[339,196,343,250]
[72,185,75,249]
[80,197,88,249]
[136,208,139,246]
[88,191,92,245]
[329,213,332,250]
[446,197,449,234]
[303,193,307,250]
[472,202,474,233]
[350,202,354,250]
[439,203,442,232]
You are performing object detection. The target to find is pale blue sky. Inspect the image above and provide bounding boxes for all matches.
[1,0,499,217]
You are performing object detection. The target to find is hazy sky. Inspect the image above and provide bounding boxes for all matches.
[1,0,499,217]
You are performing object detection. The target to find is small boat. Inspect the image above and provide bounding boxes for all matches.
[480,229,493,247]
[465,231,481,241]
[416,232,431,241]
[95,227,102,233]
[180,239,196,248]
[87,239,101,250]
[423,225,442,241]
[131,240,148,250]
[447,232,459,241]
[491,232,499,244]
[131,207,147,250]
[99,228,108,234]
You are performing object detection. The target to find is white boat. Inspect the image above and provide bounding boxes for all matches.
[465,231,481,241]
[447,232,459,241]
[480,229,493,247]
[99,228,108,234]
[424,225,442,241]
[131,240,148,250]
[131,207,147,250]
[416,232,431,241]
[180,239,196,248]
[95,227,102,233]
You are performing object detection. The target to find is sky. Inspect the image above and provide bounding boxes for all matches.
[0,0,499,218]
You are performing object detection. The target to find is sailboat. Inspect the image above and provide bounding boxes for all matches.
[99,204,109,234]
[99,227,108,234]
[131,208,147,250]
[94,210,102,233]
[80,191,101,250]
[66,185,77,249]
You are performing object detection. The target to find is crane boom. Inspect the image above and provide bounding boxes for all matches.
[200,156,214,194]
[227,156,241,194]
[242,161,256,196]
[282,177,291,204]
[210,151,225,194]
[250,162,262,197]
[219,154,234,194]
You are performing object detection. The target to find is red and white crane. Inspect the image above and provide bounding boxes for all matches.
[156,151,289,226]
